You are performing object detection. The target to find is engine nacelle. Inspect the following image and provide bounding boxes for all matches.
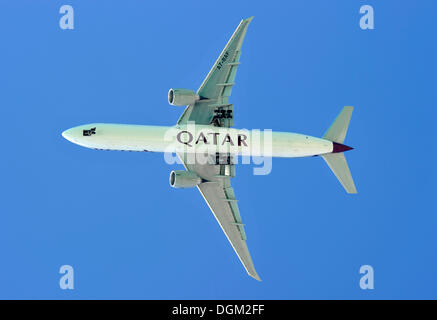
[168,88,199,106]
[169,170,202,188]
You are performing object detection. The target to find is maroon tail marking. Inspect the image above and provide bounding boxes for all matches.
[332,142,354,153]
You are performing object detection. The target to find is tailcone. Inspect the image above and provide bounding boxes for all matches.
[332,142,354,153]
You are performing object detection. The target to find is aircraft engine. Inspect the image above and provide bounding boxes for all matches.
[169,170,202,188]
[168,88,199,106]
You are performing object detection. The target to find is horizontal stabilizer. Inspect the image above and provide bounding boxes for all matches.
[323,106,353,144]
[322,153,357,194]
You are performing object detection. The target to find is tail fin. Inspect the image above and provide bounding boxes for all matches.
[321,106,357,194]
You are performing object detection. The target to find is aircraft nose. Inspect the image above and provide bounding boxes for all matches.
[62,128,75,142]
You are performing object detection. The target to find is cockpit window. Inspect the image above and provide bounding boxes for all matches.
[83,127,96,136]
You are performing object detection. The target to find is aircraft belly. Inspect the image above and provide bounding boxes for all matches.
[72,124,332,157]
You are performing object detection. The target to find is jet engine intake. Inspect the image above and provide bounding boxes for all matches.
[169,170,202,188]
[168,88,199,106]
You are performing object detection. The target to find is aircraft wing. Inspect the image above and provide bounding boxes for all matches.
[175,18,260,280]
[177,153,261,281]
[177,17,253,127]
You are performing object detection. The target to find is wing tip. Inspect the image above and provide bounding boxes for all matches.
[347,188,358,194]
[244,16,254,23]
[250,272,262,281]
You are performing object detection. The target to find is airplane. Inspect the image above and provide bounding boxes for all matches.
[62,17,357,281]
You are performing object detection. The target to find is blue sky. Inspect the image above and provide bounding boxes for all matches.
[1,0,436,299]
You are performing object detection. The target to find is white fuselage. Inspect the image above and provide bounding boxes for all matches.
[62,123,334,158]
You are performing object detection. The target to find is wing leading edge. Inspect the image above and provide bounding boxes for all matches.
[177,153,261,281]
[177,16,253,127]
[198,182,261,281]
[175,18,260,281]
